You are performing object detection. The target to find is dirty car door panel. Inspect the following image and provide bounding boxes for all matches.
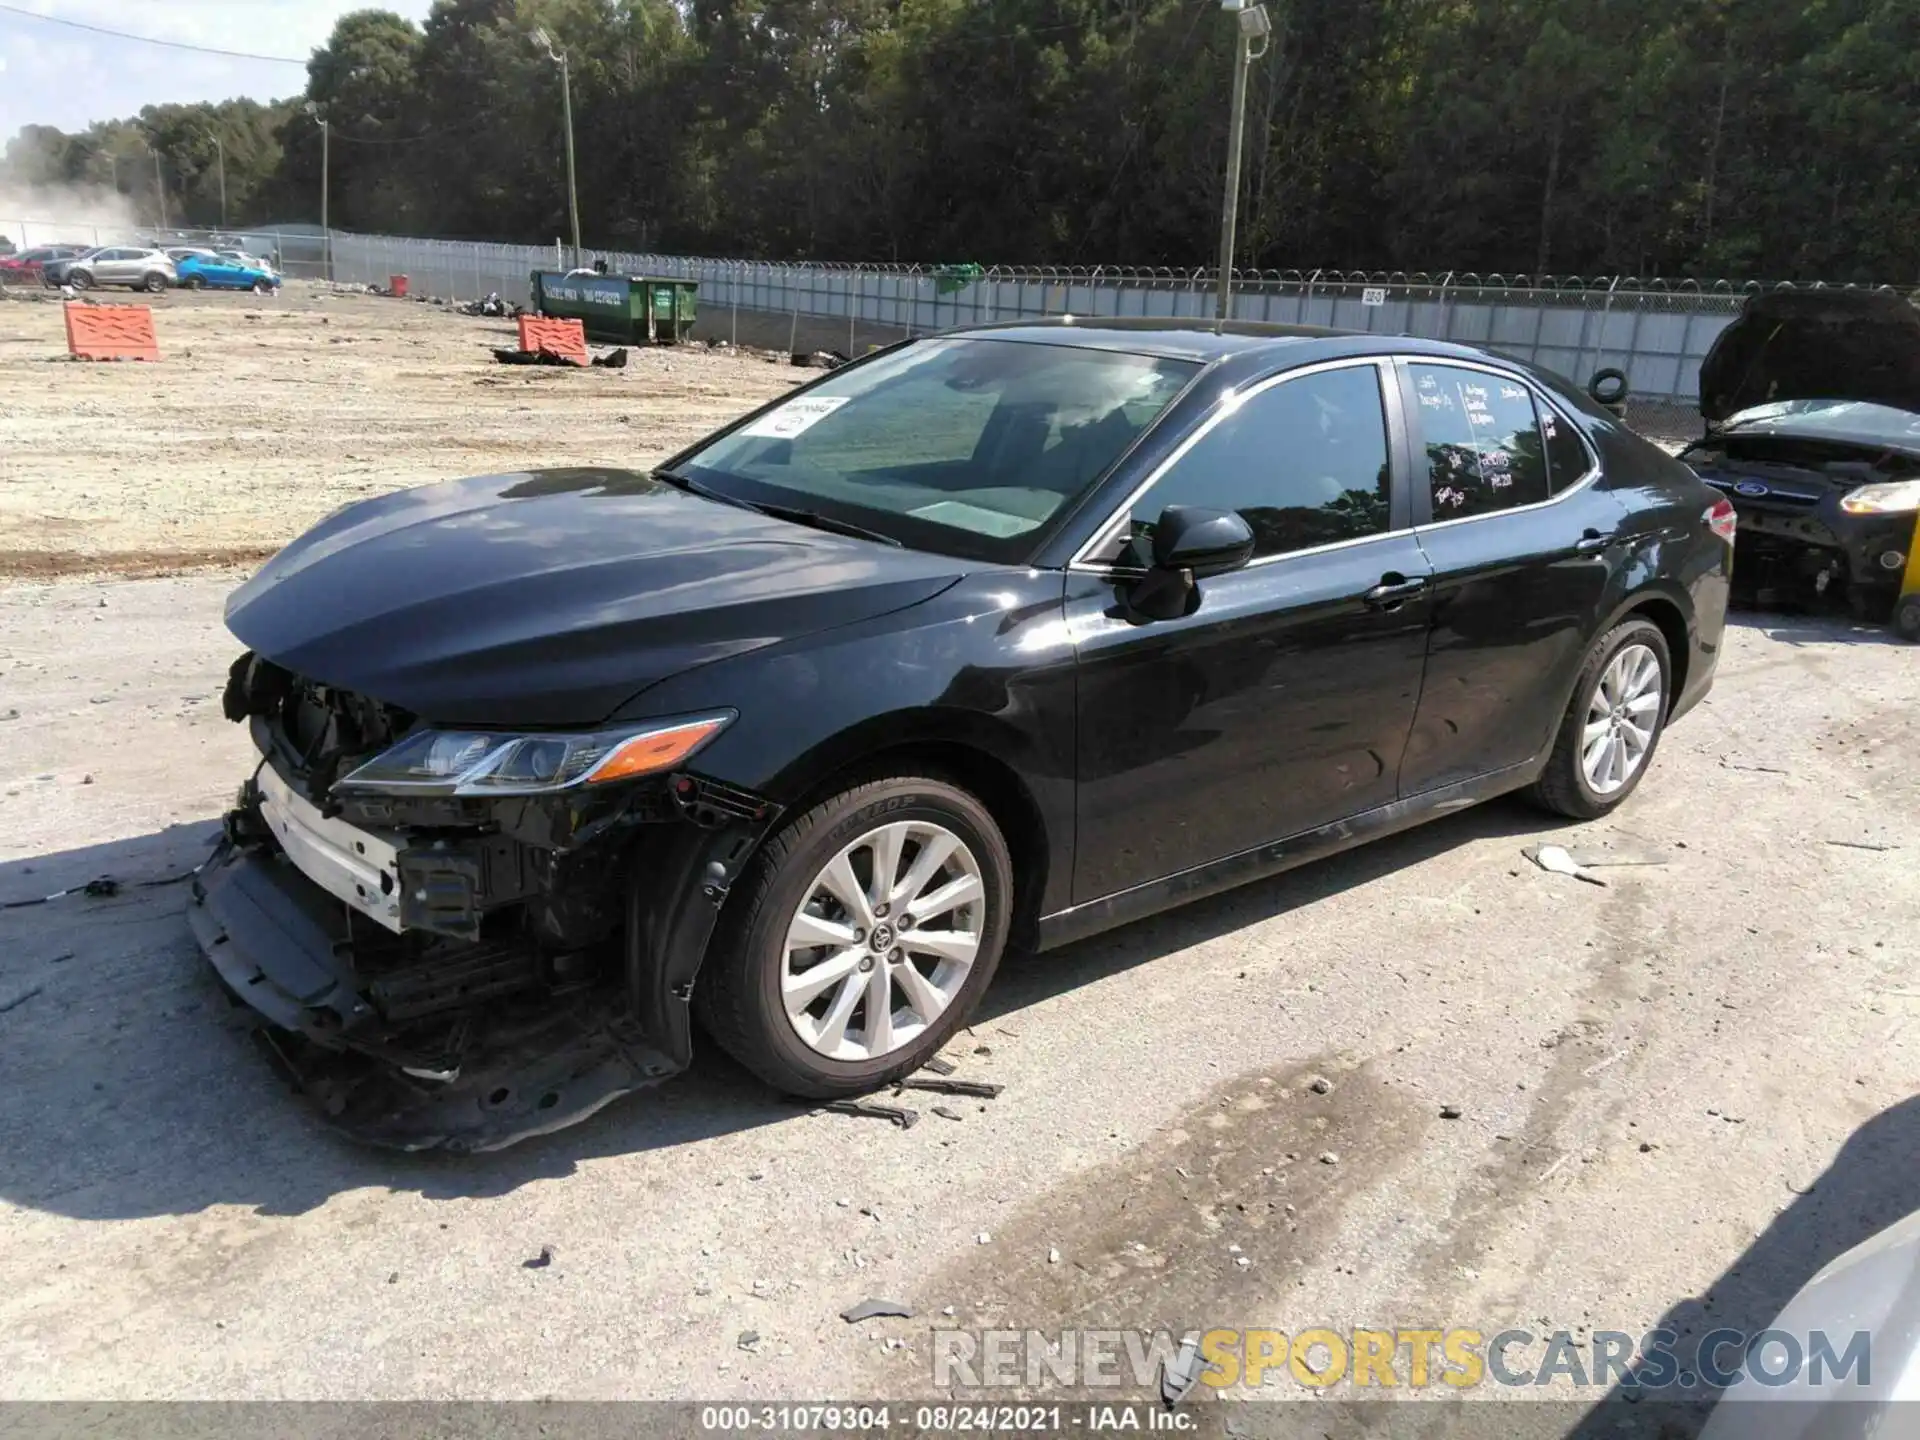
[1396,360,1630,794]
[1069,360,1433,902]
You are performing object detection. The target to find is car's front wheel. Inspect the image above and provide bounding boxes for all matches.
[252,279,274,294]
[1527,617,1671,819]
[65,270,91,289]
[696,774,1013,1097]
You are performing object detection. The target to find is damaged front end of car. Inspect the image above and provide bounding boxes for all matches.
[190,651,781,1152]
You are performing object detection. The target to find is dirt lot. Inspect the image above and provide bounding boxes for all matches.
[0,283,797,578]
[0,289,1915,1428]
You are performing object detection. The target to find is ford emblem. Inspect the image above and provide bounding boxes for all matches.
[1733,480,1770,498]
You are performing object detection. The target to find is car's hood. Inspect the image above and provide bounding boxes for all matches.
[1701,290,1920,423]
[1711,398,1920,458]
[224,467,970,726]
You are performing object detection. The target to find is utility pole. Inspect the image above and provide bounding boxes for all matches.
[207,132,227,230]
[1215,0,1271,323]
[152,145,168,232]
[306,103,331,278]
[533,28,583,268]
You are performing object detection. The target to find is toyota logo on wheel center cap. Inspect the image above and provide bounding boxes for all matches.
[869,923,895,951]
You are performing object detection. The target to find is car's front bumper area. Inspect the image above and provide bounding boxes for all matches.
[1695,468,1915,613]
[191,669,782,1150]
[191,836,683,1152]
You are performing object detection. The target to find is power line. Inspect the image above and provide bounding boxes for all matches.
[0,2,308,65]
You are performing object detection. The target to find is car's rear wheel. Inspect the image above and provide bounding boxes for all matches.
[181,274,205,291]
[1895,594,1920,643]
[696,774,1013,1097]
[141,272,168,293]
[1526,617,1671,820]
[66,270,91,289]
[252,279,274,294]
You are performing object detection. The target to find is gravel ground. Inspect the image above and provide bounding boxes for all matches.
[0,578,1914,1421]
[0,283,797,579]
[0,292,1914,1426]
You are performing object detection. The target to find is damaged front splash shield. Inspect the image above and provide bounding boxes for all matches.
[191,837,685,1153]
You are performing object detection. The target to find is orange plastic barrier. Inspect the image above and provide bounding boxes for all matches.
[65,303,159,362]
[517,315,588,367]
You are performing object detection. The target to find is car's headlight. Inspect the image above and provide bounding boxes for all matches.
[334,712,733,797]
[1841,479,1920,516]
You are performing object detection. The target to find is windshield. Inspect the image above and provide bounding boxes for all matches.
[671,337,1198,562]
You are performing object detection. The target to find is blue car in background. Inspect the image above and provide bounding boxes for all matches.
[174,251,280,293]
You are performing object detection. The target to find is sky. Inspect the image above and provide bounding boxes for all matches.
[0,0,435,144]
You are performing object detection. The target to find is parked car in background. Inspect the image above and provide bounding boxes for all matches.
[175,251,280,293]
[1684,290,1920,621]
[49,246,176,292]
[192,321,1731,1151]
[0,244,89,284]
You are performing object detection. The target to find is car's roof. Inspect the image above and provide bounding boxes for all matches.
[947,317,1527,370]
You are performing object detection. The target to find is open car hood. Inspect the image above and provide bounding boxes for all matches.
[1700,290,1920,424]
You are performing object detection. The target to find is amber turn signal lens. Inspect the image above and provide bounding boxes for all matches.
[587,718,728,784]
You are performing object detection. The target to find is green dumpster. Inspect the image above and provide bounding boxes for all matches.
[529,271,698,345]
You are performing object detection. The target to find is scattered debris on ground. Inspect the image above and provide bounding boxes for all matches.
[897,1077,1003,1099]
[522,1246,555,1270]
[819,1099,919,1129]
[839,1298,913,1323]
[456,293,521,318]
[1524,844,1609,886]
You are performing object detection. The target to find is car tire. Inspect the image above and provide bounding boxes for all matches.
[252,279,274,294]
[1525,616,1672,820]
[182,275,205,291]
[695,774,1013,1098]
[1895,595,1920,643]
[66,271,91,290]
[141,272,168,293]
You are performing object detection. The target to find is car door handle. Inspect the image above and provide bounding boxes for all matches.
[1363,574,1429,609]
[1575,529,1612,553]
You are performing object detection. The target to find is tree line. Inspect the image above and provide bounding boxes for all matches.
[5,0,1916,281]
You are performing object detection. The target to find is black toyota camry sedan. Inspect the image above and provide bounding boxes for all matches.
[195,320,1731,1149]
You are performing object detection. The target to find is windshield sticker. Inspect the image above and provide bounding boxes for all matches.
[740,395,851,439]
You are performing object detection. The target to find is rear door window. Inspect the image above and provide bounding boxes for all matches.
[1408,363,1550,519]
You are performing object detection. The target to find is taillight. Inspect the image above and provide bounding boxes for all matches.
[1705,498,1737,544]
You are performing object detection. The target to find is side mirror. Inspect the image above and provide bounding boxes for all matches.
[1151,506,1255,579]
[1125,506,1255,622]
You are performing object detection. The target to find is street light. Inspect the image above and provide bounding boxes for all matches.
[532,26,583,269]
[1215,0,1271,323]
[305,102,330,279]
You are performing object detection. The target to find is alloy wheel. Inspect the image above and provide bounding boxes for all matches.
[1582,642,1663,795]
[781,820,985,1061]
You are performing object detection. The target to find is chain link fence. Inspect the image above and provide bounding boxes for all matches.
[9,216,1912,407]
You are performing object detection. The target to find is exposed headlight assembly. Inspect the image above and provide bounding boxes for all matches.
[1840,479,1920,515]
[335,712,734,797]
